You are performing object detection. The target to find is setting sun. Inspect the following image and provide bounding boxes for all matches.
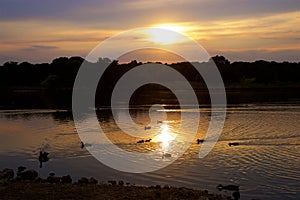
[154,24,186,33]
[144,24,188,45]
[0,0,299,198]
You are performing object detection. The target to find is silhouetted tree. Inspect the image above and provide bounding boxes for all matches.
[0,55,299,108]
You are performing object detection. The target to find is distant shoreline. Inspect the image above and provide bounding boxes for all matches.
[0,83,299,110]
[1,56,299,109]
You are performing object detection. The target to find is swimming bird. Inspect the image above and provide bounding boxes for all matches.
[49,172,55,176]
[17,166,26,175]
[137,140,144,143]
[217,184,239,191]
[144,126,151,130]
[162,152,172,158]
[145,139,152,142]
[39,151,49,162]
[38,150,49,168]
[81,142,92,148]
[229,142,240,147]
[232,191,241,200]
[197,139,204,144]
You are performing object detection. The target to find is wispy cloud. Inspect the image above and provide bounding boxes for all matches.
[215,49,300,62]
[22,45,58,51]
[1,0,298,26]
[0,0,299,63]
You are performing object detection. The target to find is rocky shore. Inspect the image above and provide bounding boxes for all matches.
[0,167,235,200]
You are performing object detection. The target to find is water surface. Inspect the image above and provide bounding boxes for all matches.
[0,104,299,199]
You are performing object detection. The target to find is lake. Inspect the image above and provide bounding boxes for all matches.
[0,104,299,199]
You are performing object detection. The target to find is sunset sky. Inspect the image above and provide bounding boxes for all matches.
[0,0,299,64]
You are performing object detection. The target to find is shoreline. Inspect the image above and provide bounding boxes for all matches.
[0,182,232,200]
[0,167,233,200]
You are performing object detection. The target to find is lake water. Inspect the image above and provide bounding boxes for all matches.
[0,104,299,199]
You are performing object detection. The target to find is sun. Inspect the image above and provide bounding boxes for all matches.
[145,24,187,45]
[154,24,185,32]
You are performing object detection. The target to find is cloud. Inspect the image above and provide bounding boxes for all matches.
[28,45,58,50]
[66,0,299,29]
[214,49,300,62]
[20,45,59,53]
[0,0,299,63]
[0,0,298,26]
[0,45,82,64]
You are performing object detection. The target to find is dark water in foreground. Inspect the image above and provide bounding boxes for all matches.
[0,104,299,199]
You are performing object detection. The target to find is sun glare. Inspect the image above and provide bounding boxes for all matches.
[155,124,175,149]
[155,24,185,32]
[145,24,187,45]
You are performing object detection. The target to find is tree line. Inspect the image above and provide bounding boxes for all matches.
[0,55,299,89]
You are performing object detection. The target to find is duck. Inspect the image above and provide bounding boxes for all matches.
[144,126,151,130]
[137,140,144,143]
[38,150,49,168]
[197,139,204,144]
[81,142,85,149]
[229,142,240,147]
[81,142,92,148]
[162,152,172,158]
[17,166,26,175]
[232,191,241,200]
[39,150,49,162]
[217,184,239,191]
[145,139,152,142]
[49,172,55,176]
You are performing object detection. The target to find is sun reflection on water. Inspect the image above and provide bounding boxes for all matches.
[154,124,175,150]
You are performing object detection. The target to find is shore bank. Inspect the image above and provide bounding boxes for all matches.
[0,167,235,200]
[0,181,233,200]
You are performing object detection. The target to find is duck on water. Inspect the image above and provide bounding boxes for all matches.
[38,150,49,168]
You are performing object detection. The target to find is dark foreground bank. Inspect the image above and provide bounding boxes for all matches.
[0,182,233,200]
[0,167,239,200]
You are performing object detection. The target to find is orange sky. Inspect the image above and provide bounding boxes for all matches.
[0,0,299,63]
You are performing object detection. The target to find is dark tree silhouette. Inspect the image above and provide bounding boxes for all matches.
[0,55,299,108]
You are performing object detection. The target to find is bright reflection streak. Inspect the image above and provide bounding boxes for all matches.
[155,124,175,149]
